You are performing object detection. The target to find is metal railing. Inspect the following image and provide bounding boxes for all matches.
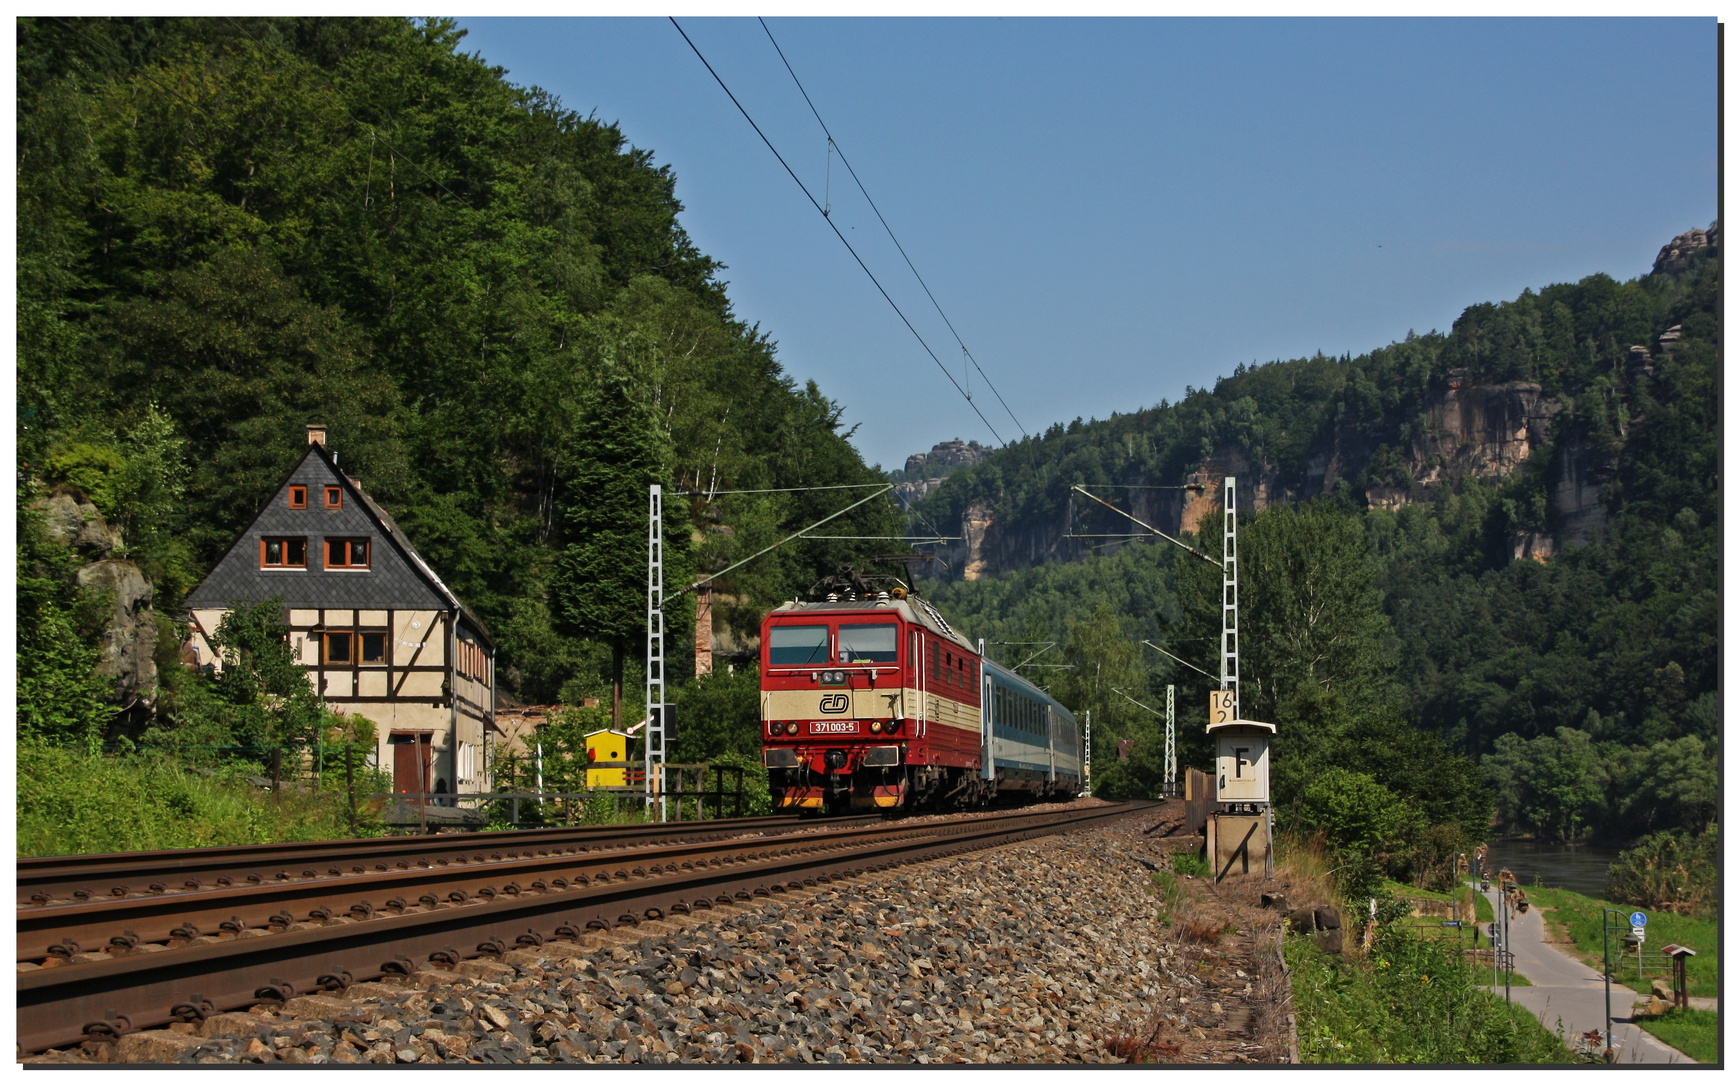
[374,763,748,831]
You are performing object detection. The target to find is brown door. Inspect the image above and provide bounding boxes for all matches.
[392,734,432,804]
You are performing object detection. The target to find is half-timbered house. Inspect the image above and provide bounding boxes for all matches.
[185,425,495,800]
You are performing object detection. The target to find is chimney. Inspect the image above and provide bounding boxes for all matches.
[694,584,714,678]
[306,424,328,447]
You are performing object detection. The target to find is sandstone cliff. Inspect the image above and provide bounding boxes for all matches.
[33,489,158,722]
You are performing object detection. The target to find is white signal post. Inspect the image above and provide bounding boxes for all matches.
[1083,709,1091,797]
[1220,476,1239,720]
[1164,684,1176,797]
[1205,477,1274,880]
[645,485,667,821]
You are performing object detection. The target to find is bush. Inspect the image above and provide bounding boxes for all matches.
[1289,924,1576,1063]
[17,740,383,856]
[1606,827,1718,916]
[1298,768,1425,860]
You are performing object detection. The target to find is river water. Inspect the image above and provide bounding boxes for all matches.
[1483,840,1624,898]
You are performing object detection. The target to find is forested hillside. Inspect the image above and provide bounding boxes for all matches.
[18,16,905,743]
[923,227,1718,850]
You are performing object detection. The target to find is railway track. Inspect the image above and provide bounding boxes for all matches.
[18,814,876,907]
[17,801,1153,1054]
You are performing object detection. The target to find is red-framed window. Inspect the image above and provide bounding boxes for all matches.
[325,537,370,569]
[324,485,343,510]
[260,537,308,568]
[288,485,308,509]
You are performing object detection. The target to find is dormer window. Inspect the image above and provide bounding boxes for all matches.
[325,537,370,570]
[324,485,343,510]
[288,485,307,509]
[260,537,308,569]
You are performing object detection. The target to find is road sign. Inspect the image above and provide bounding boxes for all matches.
[1442,920,1462,927]
[1629,911,1648,928]
[1629,926,1646,943]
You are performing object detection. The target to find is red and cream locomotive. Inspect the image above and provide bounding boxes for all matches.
[759,570,1082,813]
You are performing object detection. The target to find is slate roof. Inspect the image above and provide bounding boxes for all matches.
[185,442,493,647]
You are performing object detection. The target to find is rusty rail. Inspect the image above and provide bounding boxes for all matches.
[17,801,1153,1053]
[19,814,877,907]
[21,819,910,961]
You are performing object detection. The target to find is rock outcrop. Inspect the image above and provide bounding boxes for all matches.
[1652,221,1718,276]
[76,559,157,711]
[31,489,158,720]
[960,502,995,581]
[40,489,120,554]
[1409,379,1557,485]
[903,438,992,475]
[895,440,995,509]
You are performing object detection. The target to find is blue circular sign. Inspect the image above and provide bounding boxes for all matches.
[1630,911,1648,928]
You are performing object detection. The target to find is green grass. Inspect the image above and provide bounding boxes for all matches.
[1287,926,1577,1063]
[17,742,381,856]
[1172,850,1209,877]
[1526,885,1718,999]
[1634,1007,1719,1064]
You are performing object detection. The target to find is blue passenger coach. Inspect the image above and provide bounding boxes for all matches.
[981,658,1082,798]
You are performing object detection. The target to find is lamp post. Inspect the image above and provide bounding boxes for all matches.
[1601,907,1646,1062]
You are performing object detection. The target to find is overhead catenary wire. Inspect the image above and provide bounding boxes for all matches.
[1142,640,1215,681]
[757,17,1027,441]
[1070,485,1220,567]
[669,18,1004,445]
[671,483,897,600]
[699,483,892,495]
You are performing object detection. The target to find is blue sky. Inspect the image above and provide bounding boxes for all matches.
[454,17,1719,472]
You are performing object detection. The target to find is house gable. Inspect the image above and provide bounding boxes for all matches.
[186,444,447,613]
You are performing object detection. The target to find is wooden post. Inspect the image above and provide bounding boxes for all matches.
[416,737,427,835]
[271,747,282,805]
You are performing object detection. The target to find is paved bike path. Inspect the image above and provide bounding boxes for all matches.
[1500,901,1696,1064]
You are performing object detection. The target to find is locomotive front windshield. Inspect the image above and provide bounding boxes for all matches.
[768,624,829,665]
[838,623,898,663]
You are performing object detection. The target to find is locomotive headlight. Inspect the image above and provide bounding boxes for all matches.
[786,722,800,736]
[869,720,883,734]
[885,718,901,734]
[770,722,785,736]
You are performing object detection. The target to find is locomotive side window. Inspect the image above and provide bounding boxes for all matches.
[838,623,898,663]
[768,624,830,665]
